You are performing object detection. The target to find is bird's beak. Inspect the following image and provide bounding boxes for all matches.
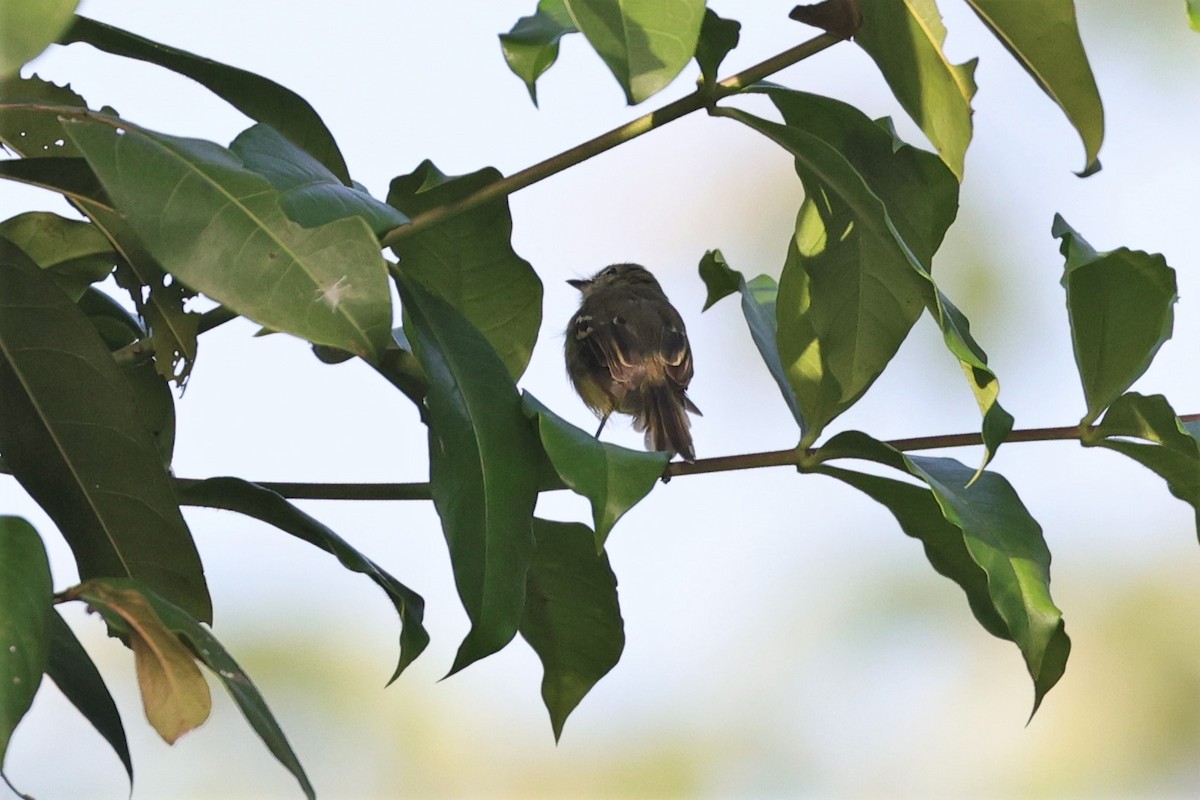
[567,278,589,290]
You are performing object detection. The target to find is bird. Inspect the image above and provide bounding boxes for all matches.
[565,263,701,461]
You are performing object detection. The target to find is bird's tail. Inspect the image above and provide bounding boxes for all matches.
[638,383,699,462]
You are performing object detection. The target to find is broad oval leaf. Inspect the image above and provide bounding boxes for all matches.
[0,0,78,77]
[176,477,430,682]
[45,610,132,785]
[522,392,667,550]
[563,0,707,104]
[0,211,114,300]
[60,15,350,183]
[395,271,541,676]
[520,519,624,741]
[855,0,977,179]
[0,516,52,766]
[388,161,543,380]
[815,431,1070,715]
[500,0,578,105]
[0,252,211,621]
[63,115,392,363]
[962,0,1103,176]
[1054,216,1177,425]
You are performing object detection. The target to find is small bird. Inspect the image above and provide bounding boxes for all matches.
[565,263,701,461]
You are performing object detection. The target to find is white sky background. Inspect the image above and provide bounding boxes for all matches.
[2,1,1199,798]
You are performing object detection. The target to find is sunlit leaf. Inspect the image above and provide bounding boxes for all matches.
[0,517,52,766]
[962,0,1103,175]
[522,393,666,550]
[500,0,578,105]
[0,251,210,621]
[694,9,741,86]
[60,15,350,182]
[1054,215,1177,425]
[563,0,707,104]
[0,212,113,300]
[815,431,1070,714]
[176,477,430,681]
[388,161,542,379]
[0,0,78,77]
[1190,0,1200,32]
[855,0,977,179]
[520,519,624,741]
[64,115,392,363]
[395,271,540,676]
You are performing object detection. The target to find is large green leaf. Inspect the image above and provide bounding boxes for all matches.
[388,161,542,379]
[522,393,667,550]
[1054,215,1177,425]
[1086,392,1200,543]
[0,251,211,621]
[814,432,1070,714]
[520,519,624,741]
[962,0,1103,175]
[60,15,350,183]
[0,0,78,77]
[698,250,804,430]
[0,212,113,300]
[229,123,408,237]
[176,477,430,681]
[395,271,541,676]
[855,0,977,179]
[563,0,707,104]
[500,0,578,105]
[0,517,52,766]
[64,115,392,363]
[45,610,132,786]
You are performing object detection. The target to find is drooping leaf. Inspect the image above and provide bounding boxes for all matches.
[520,519,624,741]
[854,0,977,179]
[0,212,114,299]
[60,15,350,182]
[229,123,408,236]
[788,0,863,39]
[64,115,392,363]
[1054,215,1177,425]
[698,250,804,430]
[814,431,1070,715]
[522,393,666,551]
[45,610,132,785]
[961,0,1103,175]
[1086,392,1200,543]
[388,161,543,379]
[500,0,578,105]
[176,477,430,681]
[395,271,540,676]
[694,9,741,86]
[0,251,211,621]
[0,0,78,77]
[563,0,707,104]
[0,517,52,766]
[66,581,210,745]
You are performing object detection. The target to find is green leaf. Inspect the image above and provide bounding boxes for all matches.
[67,580,211,745]
[500,0,578,105]
[1054,216,1177,425]
[1190,0,1200,32]
[694,9,740,86]
[45,611,132,785]
[0,251,211,622]
[520,519,624,741]
[0,156,109,205]
[814,432,1070,715]
[698,250,804,430]
[176,477,430,682]
[0,212,113,300]
[0,0,79,77]
[1087,392,1200,543]
[388,161,543,379]
[395,271,541,676]
[64,115,392,363]
[522,393,666,550]
[229,123,408,237]
[60,15,350,183]
[855,0,977,179]
[962,0,1103,176]
[788,0,864,39]
[0,517,52,766]
[563,0,707,104]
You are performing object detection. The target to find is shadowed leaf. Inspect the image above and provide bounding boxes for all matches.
[0,517,52,766]
[695,9,741,85]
